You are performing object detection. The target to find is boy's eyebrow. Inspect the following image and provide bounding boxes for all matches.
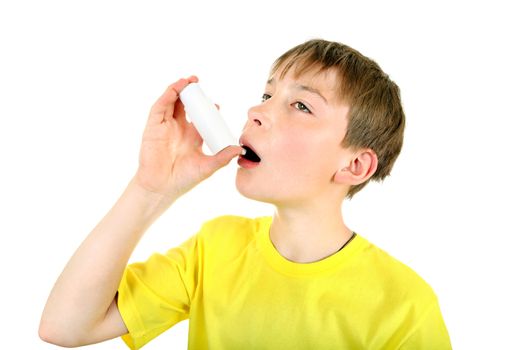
[295,84,327,104]
[266,78,327,104]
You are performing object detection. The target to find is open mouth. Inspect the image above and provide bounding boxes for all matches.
[241,145,261,163]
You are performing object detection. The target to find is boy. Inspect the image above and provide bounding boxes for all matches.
[39,39,452,349]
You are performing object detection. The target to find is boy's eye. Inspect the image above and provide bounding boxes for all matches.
[294,102,311,114]
[261,93,271,102]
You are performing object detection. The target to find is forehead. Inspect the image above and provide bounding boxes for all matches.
[268,62,345,105]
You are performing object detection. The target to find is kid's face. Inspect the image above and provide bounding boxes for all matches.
[236,65,352,206]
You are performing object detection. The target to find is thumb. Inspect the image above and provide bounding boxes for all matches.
[202,145,244,175]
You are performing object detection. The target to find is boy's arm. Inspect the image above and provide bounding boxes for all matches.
[39,177,170,347]
[39,77,244,347]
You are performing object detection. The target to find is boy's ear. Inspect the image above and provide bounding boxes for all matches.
[333,149,378,185]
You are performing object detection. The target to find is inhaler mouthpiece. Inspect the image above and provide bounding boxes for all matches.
[179,83,236,154]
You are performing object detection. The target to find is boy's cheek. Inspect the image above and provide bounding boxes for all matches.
[278,136,310,163]
[277,141,322,175]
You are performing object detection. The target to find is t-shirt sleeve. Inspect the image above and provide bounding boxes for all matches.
[117,234,200,349]
[399,300,452,350]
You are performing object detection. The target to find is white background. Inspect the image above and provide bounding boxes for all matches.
[1,0,524,349]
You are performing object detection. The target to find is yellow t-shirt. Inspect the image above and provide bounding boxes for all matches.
[117,215,451,349]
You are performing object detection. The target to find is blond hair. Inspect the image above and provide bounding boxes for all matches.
[271,39,406,198]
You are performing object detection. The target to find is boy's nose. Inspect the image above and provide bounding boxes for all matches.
[247,105,268,128]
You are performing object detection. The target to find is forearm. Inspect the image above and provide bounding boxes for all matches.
[40,176,175,341]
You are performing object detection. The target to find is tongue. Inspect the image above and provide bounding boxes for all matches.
[242,146,261,162]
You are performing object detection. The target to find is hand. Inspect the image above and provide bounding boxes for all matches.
[134,77,244,201]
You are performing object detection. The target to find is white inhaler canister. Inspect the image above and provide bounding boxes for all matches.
[179,83,236,154]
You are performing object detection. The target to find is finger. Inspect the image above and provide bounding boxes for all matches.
[148,79,192,124]
[172,97,189,127]
[166,76,200,127]
[187,75,199,83]
[185,122,204,147]
[202,145,245,176]
[160,79,195,123]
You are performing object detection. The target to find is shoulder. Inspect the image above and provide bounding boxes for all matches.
[200,215,262,231]
[195,214,270,255]
[356,236,438,305]
[198,214,268,238]
[354,237,448,345]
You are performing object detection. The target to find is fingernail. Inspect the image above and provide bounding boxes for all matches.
[240,148,247,156]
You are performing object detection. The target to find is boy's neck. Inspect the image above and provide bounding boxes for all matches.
[270,202,353,264]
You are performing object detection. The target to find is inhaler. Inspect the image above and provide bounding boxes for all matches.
[179,83,236,154]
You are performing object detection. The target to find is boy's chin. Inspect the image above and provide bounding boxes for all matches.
[235,180,274,204]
